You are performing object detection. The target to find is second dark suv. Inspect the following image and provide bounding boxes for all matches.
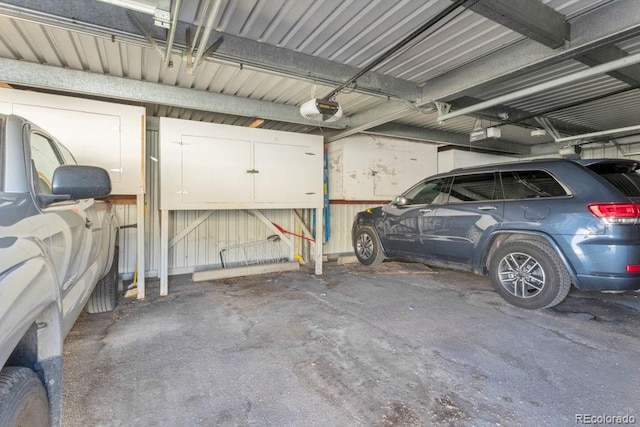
[352,158,640,309]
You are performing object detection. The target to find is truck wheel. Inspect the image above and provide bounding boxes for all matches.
[354,227,385,266]
[489,240,571,309]
[86,247,119,314]
[0,367,50,427]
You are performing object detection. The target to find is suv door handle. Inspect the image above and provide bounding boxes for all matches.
[419,208,433,213]
[478,206,497,211]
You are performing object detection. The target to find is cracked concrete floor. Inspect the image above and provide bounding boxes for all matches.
[62,262,640,426]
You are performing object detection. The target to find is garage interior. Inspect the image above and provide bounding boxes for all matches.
[1,0,640,425]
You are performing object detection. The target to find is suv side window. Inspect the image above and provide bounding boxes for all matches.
[448,173,498,202]
[501,170,568,199]
[586,162,640,197]
[30,132,64,195]
[404,177,450,205]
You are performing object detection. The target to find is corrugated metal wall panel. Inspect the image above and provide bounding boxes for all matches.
[167,209,295,274]
[323,203,384,256]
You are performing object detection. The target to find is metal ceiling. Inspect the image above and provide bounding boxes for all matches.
[0,0,639,156]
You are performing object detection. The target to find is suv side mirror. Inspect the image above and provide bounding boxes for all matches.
[392,196,409,207]
[51,165,112,200]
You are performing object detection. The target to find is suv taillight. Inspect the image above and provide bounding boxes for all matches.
[588,203,640,224]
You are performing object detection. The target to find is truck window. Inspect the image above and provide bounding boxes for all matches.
[30,133,63,195]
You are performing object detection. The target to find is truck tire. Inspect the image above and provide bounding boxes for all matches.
[0,367,50,427]
[86,247,119,314]
[489,240,571,309]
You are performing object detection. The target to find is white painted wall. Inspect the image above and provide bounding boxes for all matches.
[327,134,438,201]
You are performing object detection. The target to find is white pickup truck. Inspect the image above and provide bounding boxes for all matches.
[0,114,119,426]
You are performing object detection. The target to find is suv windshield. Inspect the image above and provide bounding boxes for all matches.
[587,161,640,198]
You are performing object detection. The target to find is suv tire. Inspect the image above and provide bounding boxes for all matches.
[354,227,385,266]
[0,367,50,427]
[489,240,571,309]
[86,247,119,314]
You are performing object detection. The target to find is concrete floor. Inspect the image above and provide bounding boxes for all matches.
[62,262,640,426]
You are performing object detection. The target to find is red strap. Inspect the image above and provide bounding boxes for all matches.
[272,223,315,242]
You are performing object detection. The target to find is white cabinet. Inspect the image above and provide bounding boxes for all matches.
[159,118,324,210]
[327,134,438,201]
[0,88,145,195]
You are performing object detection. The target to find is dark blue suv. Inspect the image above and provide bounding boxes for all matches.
[352,158,640,309]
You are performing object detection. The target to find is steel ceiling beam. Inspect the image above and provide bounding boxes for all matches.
[460,0,568,49]
[0,57,348,129]
[0,0,420,102]
[363,123,531,155]
[438,51,640,122]
[577,45,640,87]
[449,96,597,135]
[324,101,415,142]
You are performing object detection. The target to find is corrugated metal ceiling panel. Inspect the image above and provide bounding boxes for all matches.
[0,14,383,118]
[0,0,633,150]
[547,89,640,130]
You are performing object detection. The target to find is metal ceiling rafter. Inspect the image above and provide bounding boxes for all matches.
[577,45,640,86]
[448,96,596,135]
[460,0,568,49]
[363,123,531,155]
[437,51,640,122]
[0,57,349,129]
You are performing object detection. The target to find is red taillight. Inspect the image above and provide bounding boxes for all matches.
[627,265,640,273]
[588,203,640,224]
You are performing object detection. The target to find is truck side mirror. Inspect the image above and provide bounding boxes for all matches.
[51,165,112,200]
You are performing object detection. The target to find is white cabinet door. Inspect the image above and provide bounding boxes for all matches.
[13,104,122,183]
[254,142,322,205]
[181,136,252,205]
